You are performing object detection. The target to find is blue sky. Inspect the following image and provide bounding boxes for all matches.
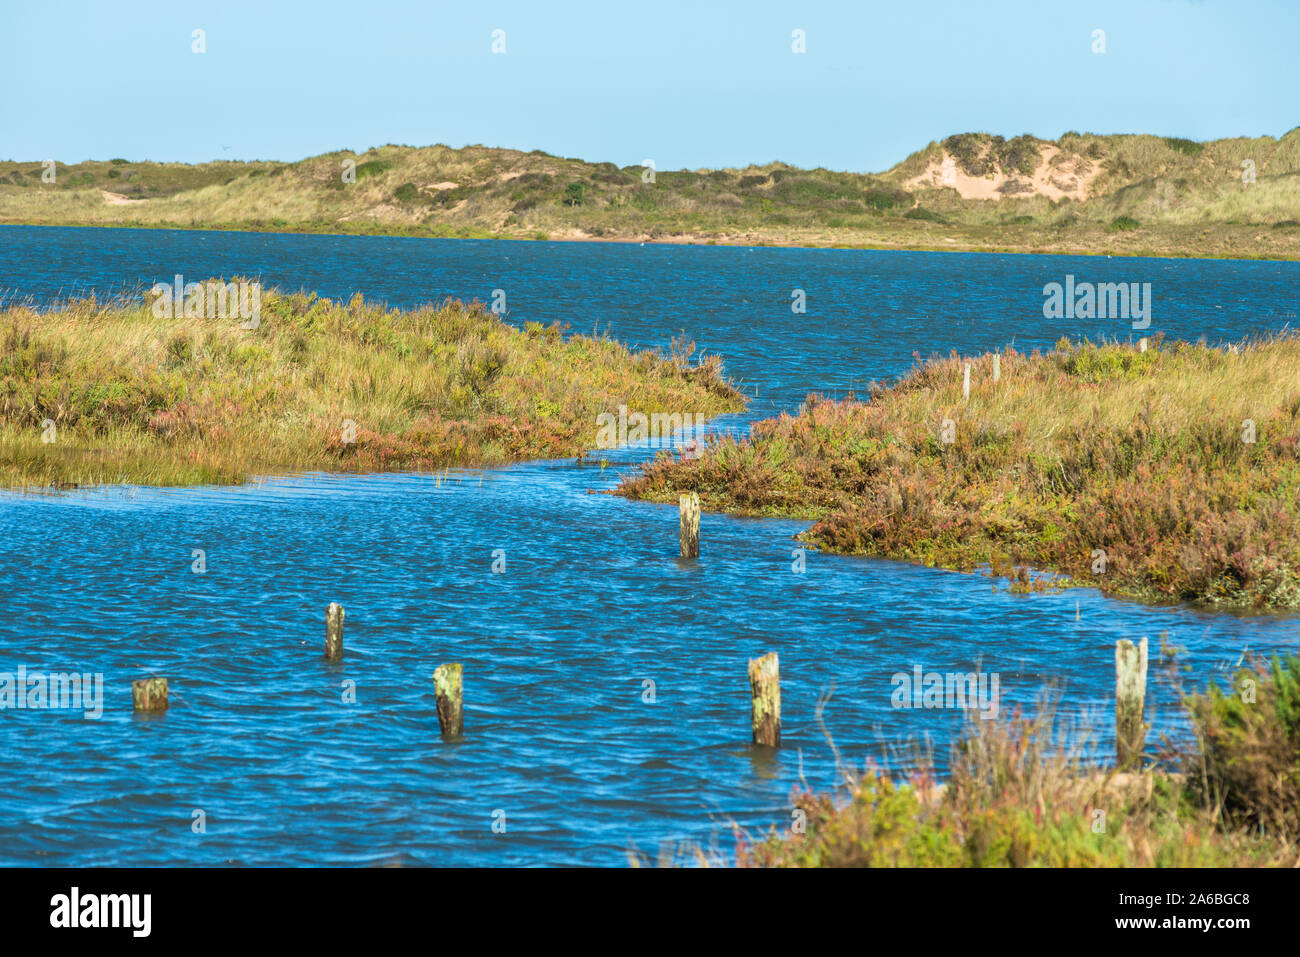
[2,0,1297,172]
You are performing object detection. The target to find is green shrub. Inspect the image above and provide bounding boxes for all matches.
[355,159,395,180]
[1110,215,1140,231]
[563,182,586,206]
[773,177,842,204]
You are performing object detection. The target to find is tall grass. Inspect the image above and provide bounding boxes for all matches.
[619,335,1300,609]
[734,672,1300,867]
[0,286,744,488]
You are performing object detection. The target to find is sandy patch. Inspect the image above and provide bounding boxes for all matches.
[423,182,458,191]
[101,190,146,206]
[906,145,1099,201]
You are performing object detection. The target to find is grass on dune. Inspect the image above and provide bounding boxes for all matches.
[0,286,744,489]
[4,130,1300,259]
[618,334,1300,609]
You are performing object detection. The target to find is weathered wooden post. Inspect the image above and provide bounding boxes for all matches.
[434,663,463,737]
[1139,338,1148,353]
[963,361,971,400]
[325,602,345,661]
[1115,637,1148,767]
[132,677,168,712]
[748,652,781,747]
[992,353,1000,383]
[679,492,700,559]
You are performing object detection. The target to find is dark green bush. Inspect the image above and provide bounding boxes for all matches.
[563,182,586,206]
[995,135,1041,176]
[1164,137,1204,157]
[393,182,422,203]
[904,206,946,223]
[944,133,995,176]
[863,186,911,210]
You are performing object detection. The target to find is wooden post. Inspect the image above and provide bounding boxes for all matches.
[434,663,463,737]
[679,492,700,559]
[1139,338,1148,353]
[962,361,971,400]
[132,677,168,712]
[748,652,781,747]
[992,354,1000,383]
[1115,637,1148,767]
[325,602,345,661]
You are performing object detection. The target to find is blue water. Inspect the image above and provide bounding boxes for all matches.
[1,225,1298,866]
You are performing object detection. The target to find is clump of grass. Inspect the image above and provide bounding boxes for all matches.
[617,335,1300,609]
[0,285,745,488]
[1110,214,1141,231]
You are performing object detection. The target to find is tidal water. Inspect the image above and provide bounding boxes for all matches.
[1,225,1298,865]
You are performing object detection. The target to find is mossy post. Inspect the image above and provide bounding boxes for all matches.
[1115,637,1148,768]
[679,492,700,559]
[325,602,345,661]
[132,677,168,713]
[992,354,1000,383]
[748,652,781,747]
[962,361,971,401]
[434,663,464,738]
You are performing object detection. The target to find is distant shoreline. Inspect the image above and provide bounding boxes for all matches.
[5,132,1299,262]
[3,217,1298,263]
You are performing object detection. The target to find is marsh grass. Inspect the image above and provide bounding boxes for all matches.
[733,687,1300,867]
[0,285,744,489]
[618,334,1300,609]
